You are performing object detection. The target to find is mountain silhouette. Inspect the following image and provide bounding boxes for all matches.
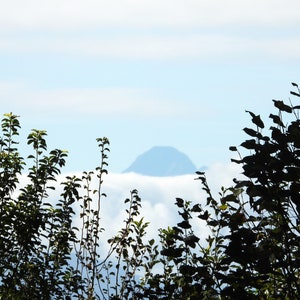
[123,146,197,176]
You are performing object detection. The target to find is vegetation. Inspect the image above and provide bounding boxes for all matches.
[1,83,300,299]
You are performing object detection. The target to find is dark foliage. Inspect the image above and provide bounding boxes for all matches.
[1,83,300,299]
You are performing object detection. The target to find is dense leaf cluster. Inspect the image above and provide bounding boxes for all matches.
[1,84,300,299]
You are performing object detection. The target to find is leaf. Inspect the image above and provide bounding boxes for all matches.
[177,220,191,229]
[195,171,205,175]
[271,127,286,144]
[184,234,200,248]
[240,139,257,150]
[175,198,184,208]
[269,113,285,127]
[221,193,239,203]
[231,158,243,164]
[149,239,155,246]
[272,100,292,113]
[246,110,264,128]
[291,91,300,97]
[243,127,262,138]
[219,204,228,210]
[161,247,183,257]
[198,210,209,220]
[191,204,201,212]
[180,264,196,275]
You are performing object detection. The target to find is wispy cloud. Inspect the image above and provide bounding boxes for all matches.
[0,1,299,61]
[1,0,299,31]
[0,33,300,61]
[1,82,213,119]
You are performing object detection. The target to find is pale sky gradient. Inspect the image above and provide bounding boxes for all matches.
[1,0,300,173]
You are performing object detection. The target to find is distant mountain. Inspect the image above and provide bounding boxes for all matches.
[123,146,197,177]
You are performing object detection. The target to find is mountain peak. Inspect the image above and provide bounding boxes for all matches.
[123,146,196,177]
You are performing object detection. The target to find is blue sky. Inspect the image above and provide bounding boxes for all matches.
[1,0,300,173]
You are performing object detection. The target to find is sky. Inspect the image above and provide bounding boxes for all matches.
[2,0,300,260]
[1,0,300,174]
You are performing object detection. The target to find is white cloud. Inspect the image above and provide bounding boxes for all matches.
[0,0,298,62]
[0,0,299,31]
[97,162,242,251]
[0,33,299,61]
[99,172,203,241]
[101,163,242,240]
[13,161,241,257]
[0,34,300,60]
[0,1,299,62]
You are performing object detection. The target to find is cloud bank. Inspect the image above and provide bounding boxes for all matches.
[15,160,242,257]
[98,161,241,244]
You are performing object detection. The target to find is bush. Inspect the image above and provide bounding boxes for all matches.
[1,83,300,299]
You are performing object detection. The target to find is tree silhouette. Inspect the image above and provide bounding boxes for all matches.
[1,83,300,299]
